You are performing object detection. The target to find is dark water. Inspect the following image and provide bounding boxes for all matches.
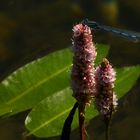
[0,0,140,140]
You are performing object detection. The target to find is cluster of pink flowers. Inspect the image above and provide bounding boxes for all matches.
[95,58,118,116]
[71,24,96,105]
[71,23,118,115]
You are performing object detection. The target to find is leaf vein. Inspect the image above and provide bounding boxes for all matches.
[7,65,71,104]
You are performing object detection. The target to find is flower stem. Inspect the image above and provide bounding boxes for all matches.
[105,113,112,140]
[78,104,86,140]
[105,120,110,140]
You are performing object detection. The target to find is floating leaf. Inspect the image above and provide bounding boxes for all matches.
[95,44,110,65]
[25,66,140,137]
[115,66,140,98]
[0,49,72,116]
[25,88,97,137]
[0,43,139,138]
[0,44,109,116]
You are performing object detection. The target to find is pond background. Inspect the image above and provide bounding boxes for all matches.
[0,0,140,140]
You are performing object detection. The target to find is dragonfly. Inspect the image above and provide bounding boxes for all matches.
[82,19,140,42]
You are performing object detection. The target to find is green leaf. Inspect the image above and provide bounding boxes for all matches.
[0,42,140,138]
[0,48,72,116]
[95,44,110,65]
[25,66,140,138]
[25,88,97,137]
[115,66,140,98]
[0,44,109,116]
[25,88,75,137]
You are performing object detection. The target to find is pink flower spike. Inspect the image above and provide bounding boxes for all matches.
[71,23,97,105]
[95,58,118,117]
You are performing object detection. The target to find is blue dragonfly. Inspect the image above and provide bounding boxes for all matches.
[82,19,140,42]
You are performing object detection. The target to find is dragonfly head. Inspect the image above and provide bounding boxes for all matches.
[81,18,89,25]
[81,19,99,30]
